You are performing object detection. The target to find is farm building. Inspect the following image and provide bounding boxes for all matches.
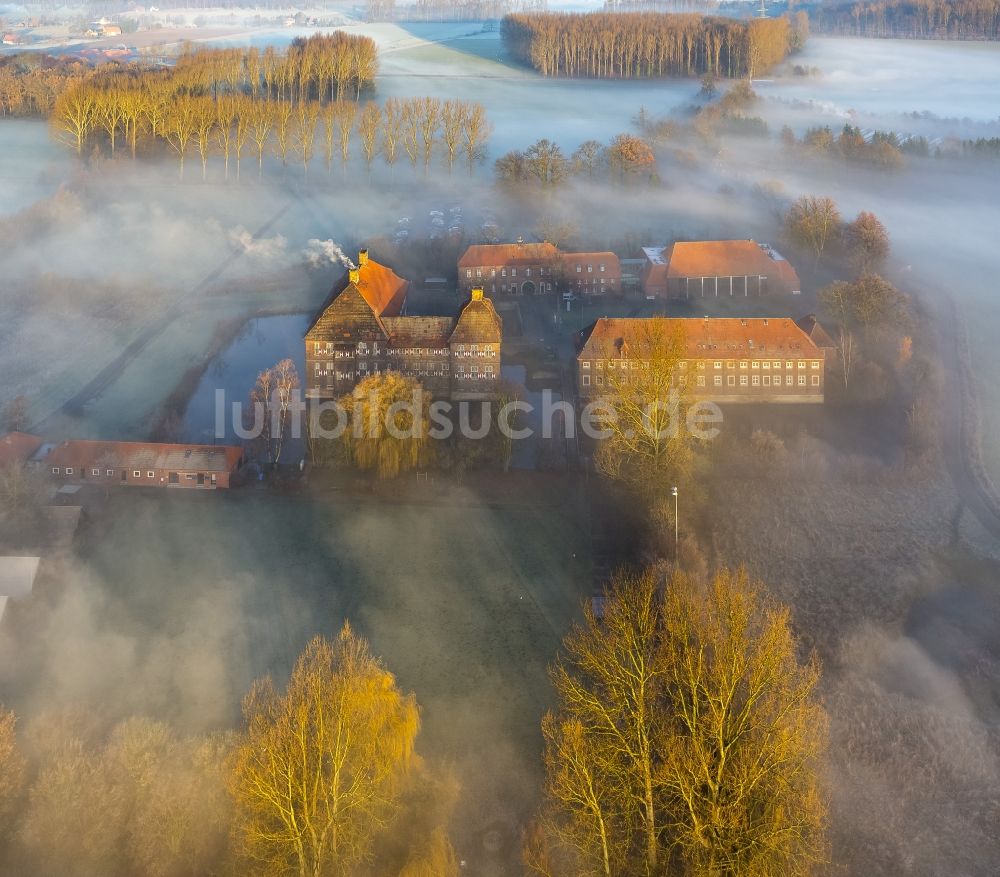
[0,432,43,469]
[38,441,244,489]
[576,316,825,403]
[641,240,802,299]
[305,249,502,401]
[459,242,622,296]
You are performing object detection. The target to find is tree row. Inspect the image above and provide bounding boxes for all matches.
[810,0,1000,40]
[53,87,492,181]
[501,11,802,79]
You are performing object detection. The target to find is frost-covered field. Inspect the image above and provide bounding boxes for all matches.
[766,37,1000,125]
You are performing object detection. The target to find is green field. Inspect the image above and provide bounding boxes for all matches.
[63,477,591,860]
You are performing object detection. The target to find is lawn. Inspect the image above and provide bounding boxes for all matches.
[66,476,591,860]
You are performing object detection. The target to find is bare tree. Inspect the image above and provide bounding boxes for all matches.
[230,625,420,877]
[1,395,28,432]
[785,195,842,264]
[462,101,492,173]
[358,101,381,173]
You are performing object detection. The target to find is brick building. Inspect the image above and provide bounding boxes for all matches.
[39,441,245,489]
[576,316,825,403]
[0,432,43,469]
[305,249,502,401]
[640,240,801,299]
[458,242,622,297]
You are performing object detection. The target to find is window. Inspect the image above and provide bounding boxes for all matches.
[679,375,687,386]
[607,360,615,369]
[596,361,603,370]
[798,360,806,369]
[714,375,722,387]
[501,268,507,277]
[526,268,531,277]
[466,269,472,278]
[773,361,781,369]
[714,361,722,370]
[133,470,141,478]
[630,361,638,370]
[600,263,606,272]
[786,375,793,386]
[91,468,100,476]
[740,360,748,369]
[582,361,591,369]
[147,471,155,478]
[763,376,771,387]
[511,284,517,294]
[106,469,114,477]
[511,268,517,277]
[679,360,688,370]
[762,360,770,370]
[588,264,593,273]
[811,375,820,386]
[697,361,705,370]
[52,467,60,474]
[811,360,820,369]
[697,375,706,387]
[596,375,604,385]
[798,374,807,386]
[491,268,496,277]
[65,467,74,475]
[727,360,735,369]
[313,341,320,353]
[582,374,591,386]
[752,375,760,386]
[740,375,748,386]
[476,268,482,278]
[752,360,760,369]
[727,375,735,386]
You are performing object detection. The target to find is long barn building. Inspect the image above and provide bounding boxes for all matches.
[576,316,826,403]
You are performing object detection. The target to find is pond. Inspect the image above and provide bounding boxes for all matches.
[182,313,309,445]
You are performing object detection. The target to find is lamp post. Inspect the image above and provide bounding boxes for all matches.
[671,485,679,554]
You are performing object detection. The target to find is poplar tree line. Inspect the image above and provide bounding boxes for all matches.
[52,81,492,181]
[501,11,799,79]
[811,0,1000,40]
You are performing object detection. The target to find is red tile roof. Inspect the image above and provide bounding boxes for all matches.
[459,242,559,269]
[352,257,409,317]
[665,240,800,289]
[46,441,243,473]
[0,433,43,468]
[560,252,621,271]
[578,317,822,359]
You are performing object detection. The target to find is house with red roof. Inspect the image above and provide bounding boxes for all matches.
[576,316,825,403]
[40,440,244,489]
[305,249,502,401]
[641,240,801,299]
[458,241,621,297]
[0,433,43,469]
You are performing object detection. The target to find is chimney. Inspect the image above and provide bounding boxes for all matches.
[358,248,369,267]
[471,287,484,301]
[349,268,360,284]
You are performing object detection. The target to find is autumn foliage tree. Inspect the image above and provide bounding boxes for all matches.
[0,706,24,843]
[592,319,694,499]
[531,567,828,877]
[339,371,431,480]
[844,211,890,273]
[230,624,420,877]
